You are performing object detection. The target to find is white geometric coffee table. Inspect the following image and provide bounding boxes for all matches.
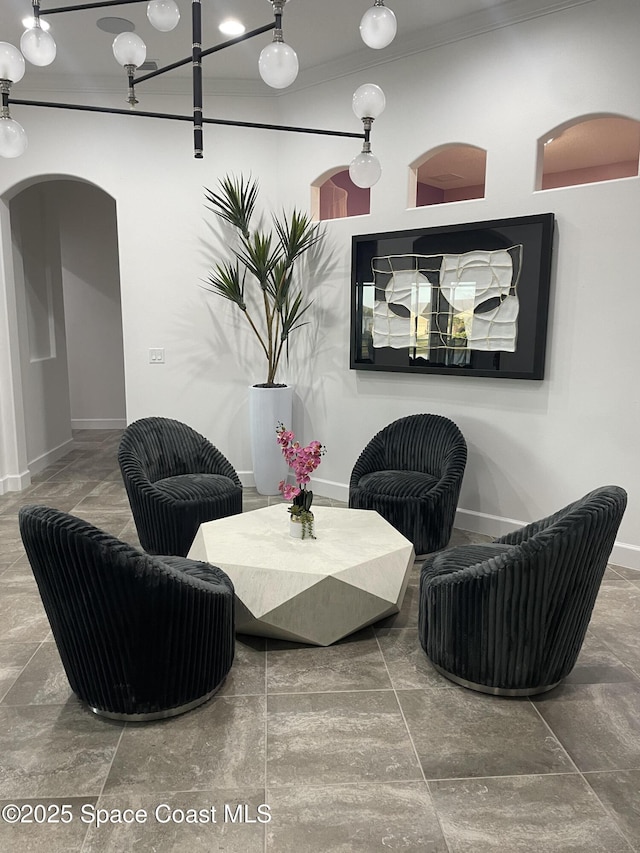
[187,504,415,646]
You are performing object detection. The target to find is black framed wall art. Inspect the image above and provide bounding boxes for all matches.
[350,213,555,380]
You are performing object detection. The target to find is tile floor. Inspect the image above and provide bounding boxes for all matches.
[0,430,639,852]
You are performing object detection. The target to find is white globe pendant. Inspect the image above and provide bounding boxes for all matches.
[0,42,26,83]
[20,27,57,67]
[112,32,147,68]
[352,83,386,120]
[259,41,299,89]
[349,152,382,188]
[360,3,397,49]
[147,0,180,33]
[0,117,28,158]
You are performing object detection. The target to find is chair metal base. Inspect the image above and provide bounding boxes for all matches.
[90,679,225,722]
[431,663,560,697]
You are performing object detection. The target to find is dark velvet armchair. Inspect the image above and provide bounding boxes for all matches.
[118,417,242,557]
[349,414,467,555]
[419,485,627,696]
[19,505,235,720]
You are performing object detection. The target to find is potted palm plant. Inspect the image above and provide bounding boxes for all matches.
[203,174,322,495]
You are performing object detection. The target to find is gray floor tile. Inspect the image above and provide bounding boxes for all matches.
[398,688,574,779]
[266,628,392,693]
[0,703,123,798]
[430,773,633,852]
[0,592,51,643]
[103,695,266,794]
[0,564,39,594]
[589,585,640,673]
[609,565,640,581]
[447,528,493,547]
[373,580,419,630]
[81,789,267,852]
[0,797,96,852]
[266,782,448,852]
[0,516,25,567]
[2,641,73,706]
[218,636,266,697]
[0,642,39,701]
[117,520,141,549]
[376,627,453,690]
[565,632,639,685]
[67,509,133,538]
[585,770,640,851]
[72,480,131,511]
[46,463,120,483]
[533,682,640,771]
[1,429,639,848]
[266,690,422,786]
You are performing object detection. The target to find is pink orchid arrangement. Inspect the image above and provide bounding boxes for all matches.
[276,423,325,538]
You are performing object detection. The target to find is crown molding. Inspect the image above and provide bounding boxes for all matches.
[13,0,596,100]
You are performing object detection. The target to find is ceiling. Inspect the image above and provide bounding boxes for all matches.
[6,0,593,94]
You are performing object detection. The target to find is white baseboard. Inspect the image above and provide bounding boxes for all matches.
[309,477,349,503]
[236,481,640,572]
[28,437,74,477]
[455,507,640,572]
[238,474,349,502]
[454,507,525,539]
[71,419,127,430]
[0,469,31,494]
[610,543,640,572]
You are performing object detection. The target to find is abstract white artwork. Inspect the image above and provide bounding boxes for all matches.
[371,246,523,353]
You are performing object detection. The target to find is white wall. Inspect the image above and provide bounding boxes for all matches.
[0,0,638,565]
[55,180,126,429]
[274,0,640,566]
[10,186,73,473]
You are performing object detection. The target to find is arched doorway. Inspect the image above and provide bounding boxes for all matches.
[1,176,126,486]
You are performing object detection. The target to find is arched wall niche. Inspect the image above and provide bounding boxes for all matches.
[409,143,487,208]
[311,166,370,222]
[537,113,640,190]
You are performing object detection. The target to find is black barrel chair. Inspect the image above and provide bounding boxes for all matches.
[419,485,627,696]
[19,505,235,720]
[349,414,467,556]
[118,417,243,557]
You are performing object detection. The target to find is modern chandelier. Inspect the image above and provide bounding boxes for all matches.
[0,0,397,187]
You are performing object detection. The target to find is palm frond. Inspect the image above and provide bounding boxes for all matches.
[203,260,246,310]
[270,260,293,309]
[279,291,313,341]
[236,230,281,289]
[204,174,258,239]
[274,209,322,267]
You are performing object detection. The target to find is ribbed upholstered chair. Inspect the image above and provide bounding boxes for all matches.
[19,505,235,720]
[118,417,242,557]
[349,414,467,555]
[419,485,627,696]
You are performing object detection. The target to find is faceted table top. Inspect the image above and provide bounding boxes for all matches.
[188,504,415,645]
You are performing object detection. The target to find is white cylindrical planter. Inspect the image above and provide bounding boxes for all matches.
[249,384,293,495]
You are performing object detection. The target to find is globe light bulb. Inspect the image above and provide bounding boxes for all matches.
[112,32,147,68]
[258,40,299,89]
[0,42,26,83]
[0,116,28,158]
[147,0,180,33]
[352,83,386,119]
[349,151,382,188]
[360,2,397,49]
[20,27,57,67]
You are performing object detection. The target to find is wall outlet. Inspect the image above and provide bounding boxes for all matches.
[149,348,165,364]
